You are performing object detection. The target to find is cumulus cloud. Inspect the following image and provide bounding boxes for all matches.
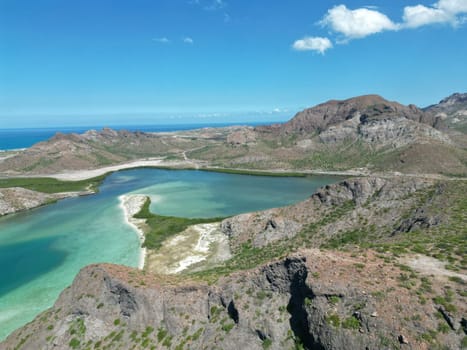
[294,1,467,55]
[403,0,467,28]
[438,0,467,13]
[320,5,399,40]
[292,36,333,54]
[402,5,450,28]
[183,37,194,44]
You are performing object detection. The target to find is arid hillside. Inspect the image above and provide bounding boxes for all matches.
[0,94,466,177]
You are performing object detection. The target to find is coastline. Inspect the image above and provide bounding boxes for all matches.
[48,158,168,181]
[118,194,148,270]
[145,222,231,275]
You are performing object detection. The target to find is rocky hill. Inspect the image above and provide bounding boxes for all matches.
[425,93,467,134]
[2,176,466,350]
[0,127,215,174]
[279,94,441,134]
[0,94,466,177]
[194,94,467,176]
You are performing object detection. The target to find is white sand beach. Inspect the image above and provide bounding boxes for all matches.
[119,194,148,270]
[52,158,167,181]
[146,222,231,274]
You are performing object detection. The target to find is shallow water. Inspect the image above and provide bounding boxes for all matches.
[0,168,341,340]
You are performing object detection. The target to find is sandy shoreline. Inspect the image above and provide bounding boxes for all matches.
[146,222,231,275]
[118,194,148,270]
[52,159,168,181]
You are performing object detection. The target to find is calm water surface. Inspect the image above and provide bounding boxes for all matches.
[0,169,341,340]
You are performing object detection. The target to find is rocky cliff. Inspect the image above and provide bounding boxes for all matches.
[2,249,465,350]
[221,177,433,251]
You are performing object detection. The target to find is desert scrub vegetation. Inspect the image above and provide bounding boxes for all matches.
[373,181,466,269]
[133,197,225,250]
[0,174,107,194]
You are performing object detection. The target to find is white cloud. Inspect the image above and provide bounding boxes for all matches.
[204,0,226,11]
[293,1,467,55]
[152,37,170,44]
[292,36,333,54]
[403,0,467,28]
[402,5,450,28]
[438,0,467,13]
[183,37,194,44]
[320,5,399,40]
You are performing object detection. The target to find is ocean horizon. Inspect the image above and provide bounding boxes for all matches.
[0,121,278,151]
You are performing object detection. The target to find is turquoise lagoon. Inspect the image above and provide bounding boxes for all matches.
[0,168,341,340]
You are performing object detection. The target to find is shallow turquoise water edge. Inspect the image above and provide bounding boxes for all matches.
[0,169,342,340]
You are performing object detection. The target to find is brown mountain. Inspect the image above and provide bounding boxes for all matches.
[425,92,467,134]
[277,94,441,135]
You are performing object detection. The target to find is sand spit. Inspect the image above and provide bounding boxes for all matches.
[146,222,231,275]
[119,194,148,270]
[50,159,167,181]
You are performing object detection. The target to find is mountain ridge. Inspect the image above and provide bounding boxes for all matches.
[0,93,466,177]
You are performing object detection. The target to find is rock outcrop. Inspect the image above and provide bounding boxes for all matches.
[221,177,433,251]
[425,92,467,135]
[0,187,56,216]
[0,187,94,216]
[2,249,464,350]
[425,92,467,117]
[278,95,440,135]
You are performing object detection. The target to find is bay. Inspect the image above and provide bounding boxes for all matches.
[0,168,341,340]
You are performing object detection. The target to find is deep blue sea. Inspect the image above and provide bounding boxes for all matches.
[0,122,273,150]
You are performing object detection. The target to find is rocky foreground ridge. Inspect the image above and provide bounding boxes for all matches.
[1,249,464,350]
[2,176,466,350]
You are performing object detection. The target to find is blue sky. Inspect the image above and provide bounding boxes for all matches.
[0,0,466,128]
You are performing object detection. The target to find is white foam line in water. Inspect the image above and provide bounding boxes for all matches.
[118,194,148,270]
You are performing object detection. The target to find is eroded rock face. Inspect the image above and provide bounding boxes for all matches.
[280,95,438,135]
[318,116,451,148]
[2,250,464,350]
[221,177,432,250]
[425,92,467,116]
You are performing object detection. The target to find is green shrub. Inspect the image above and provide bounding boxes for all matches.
[262,338,273,349]
[342,316,360,330]
[326,314,340,327]
[69,338,80,349]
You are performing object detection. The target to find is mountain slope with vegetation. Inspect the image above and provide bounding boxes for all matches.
[0,94,466,177]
